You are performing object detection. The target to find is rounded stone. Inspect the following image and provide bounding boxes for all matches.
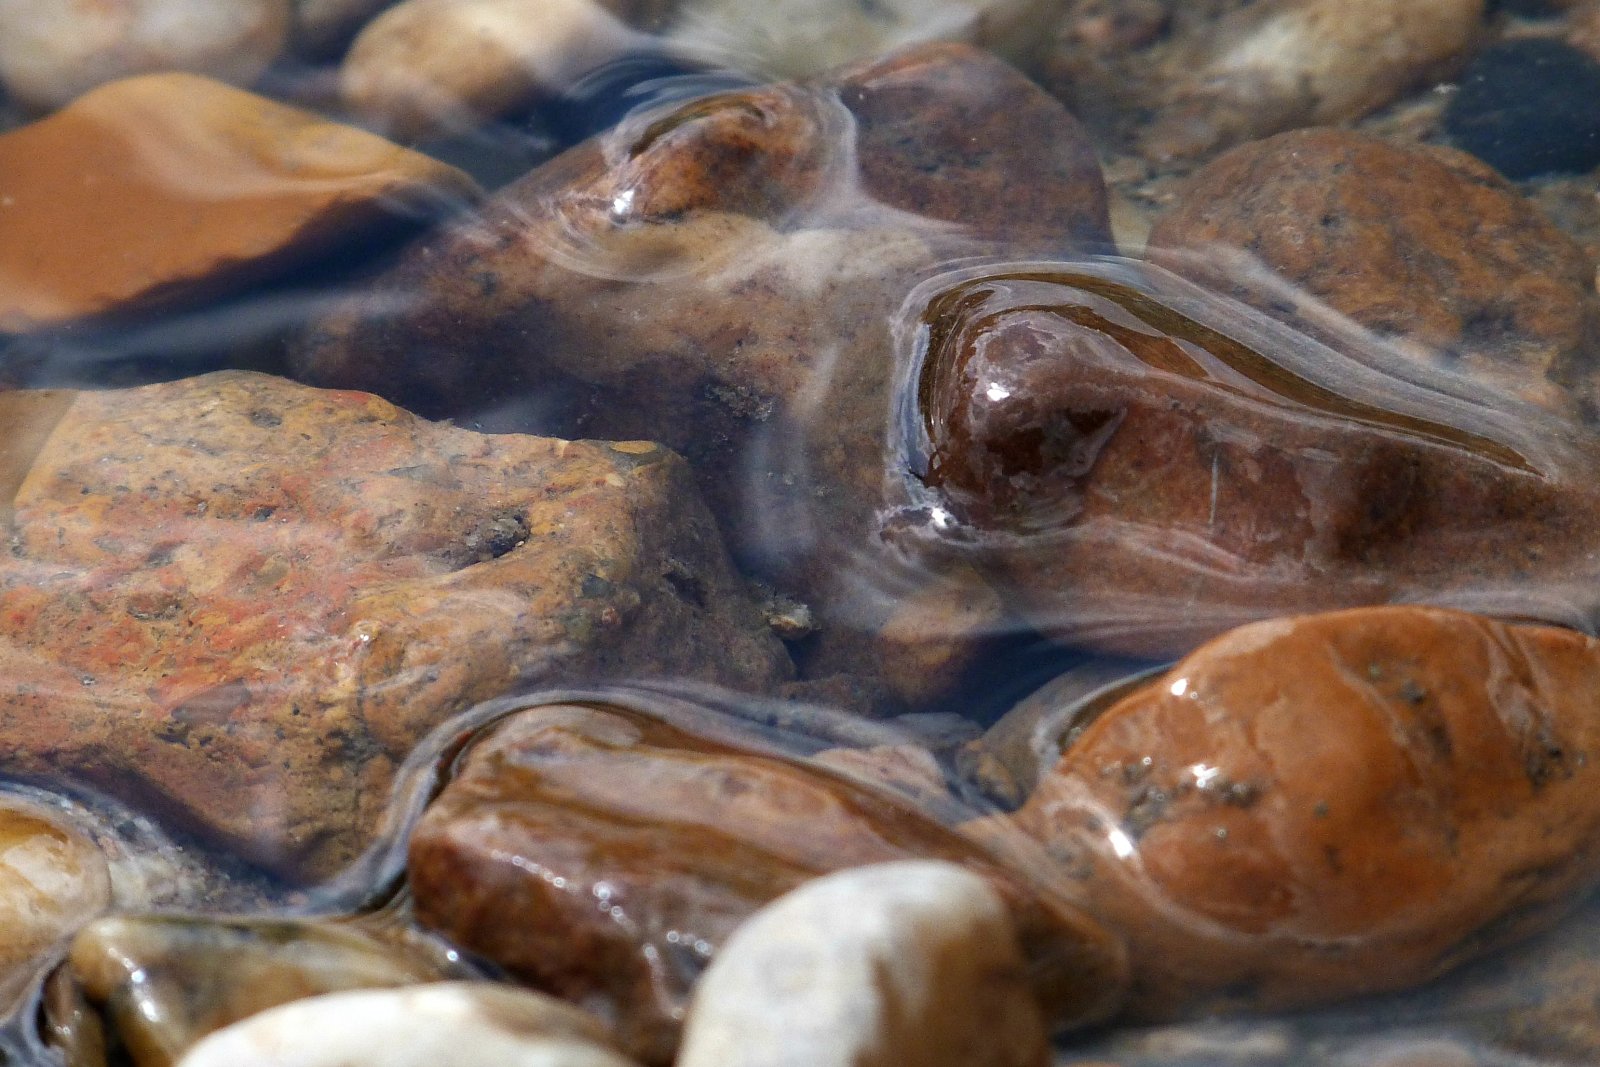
[0,799,110,1008]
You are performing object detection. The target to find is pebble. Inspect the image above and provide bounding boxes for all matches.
[341,0,660,138]
[0,72,479,333]
[1010,605,1600,1017]
[0,800,110,1010]
[676,861,1050,1067]
[0,371,790,880]
[174,982,641,1067]
[1443,38,1600,179]
[1146,128,1600,418]
[407,701,1128,1061]
[0,0,291,113]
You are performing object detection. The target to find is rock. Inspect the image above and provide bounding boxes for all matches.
[0,72,479,334]
[407,701,1128,1063]
[62,915,464,1067]
[676,861,1050,1067]
[0,371,790,879]
[1444,39,1600,179]
[810,743,952,808]
[297,42,1110,708]
[294,0,400,56]
[0,799,111,1011]
[1140,0,1484,161]
[174,982,640,1067]
[1009,606,1600,1018]
[0,0,291,113]
[341,0,662,138]
[904,256,1600,657]
[1146,128,1600,419]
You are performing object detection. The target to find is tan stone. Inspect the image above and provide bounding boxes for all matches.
[0,799,110,1011]
[0,73,479,333]
[0,371,790,880]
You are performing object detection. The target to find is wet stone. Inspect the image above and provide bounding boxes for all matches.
[1443,38,1600,179]
[677,862,1050,1067]
[1009,606,1600,1019]
[407,701,1128,1063]
[60,915,465,1067]
[0,73,479,334]
[293,0,400,56]
[1147,128,1600,419]
[174,982,641,1067]
[0,371,790,880]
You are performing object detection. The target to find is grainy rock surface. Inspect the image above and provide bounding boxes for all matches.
[408,701,1127,1063]
[0,73,479,334]
[677,862,1050,1067]
[1146,128,1600,418]
[0,0,291,112]
[175,983,641,1067]
[0,371,790,879]
[1010,606,1600,1019]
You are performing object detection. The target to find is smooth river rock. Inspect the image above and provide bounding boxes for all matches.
[0,799,111,1011]
[0,72,478,334]
[1009,606,1600,1018]
[677,862,1049,1067]
[0,371,790,879]
[407,701,1128,1063]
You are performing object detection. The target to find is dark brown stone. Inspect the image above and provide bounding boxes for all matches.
[407,701,1129,1064]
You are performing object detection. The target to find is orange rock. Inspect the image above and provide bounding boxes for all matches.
[1011,605,1600,1018]
[0,72,478,333]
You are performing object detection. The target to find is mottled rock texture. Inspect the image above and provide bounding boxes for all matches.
[0,372,789,880]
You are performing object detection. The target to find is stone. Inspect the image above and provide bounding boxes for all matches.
[294,0,401,56]
[1009,606,1600,1018]
[0,798,111,1012]
[296,42,1110,709]
[0,0,291,113]
[174,982,640,1067]
[341,0,663,138]
[676,862,1050,1067]
[0,73,479,334]
[407,701,1128,1063]
[1444,38,1600,179]
[62,915,464,1067]
[904,257,1600,658]
[1145,128,1600,420]
[0,371,790,879]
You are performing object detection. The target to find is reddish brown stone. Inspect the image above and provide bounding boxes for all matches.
[1146,129,1600,419]
[408,701,1129,1064]
[1010,606,1600,1018]
[0,371,789,880]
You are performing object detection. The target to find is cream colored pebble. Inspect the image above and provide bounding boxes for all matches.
[677,860,1050,1067]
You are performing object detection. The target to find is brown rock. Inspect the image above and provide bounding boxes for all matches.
[0,371,790,879]
[904,258,1600,658]
[407,701,1129,1063]
[294,42,1111,709]
[0,72,478,333]
[1010,606,1600,1018]
[1146,128,1600,418]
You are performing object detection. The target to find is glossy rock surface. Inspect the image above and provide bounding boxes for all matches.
[1010,606,1600,1018]
[0,371,790,879]
[407,701,1127,1063]
[0,800,111,1011]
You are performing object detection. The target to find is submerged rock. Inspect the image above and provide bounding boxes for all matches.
[1009,606,1600,1018]
[0,73,478,334]
[0,371,790,879]
[407,700,1127,1063]
[677,862,1050,1067]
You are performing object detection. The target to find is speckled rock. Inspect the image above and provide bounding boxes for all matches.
[298,42,1110,708]
[175,983,640,1067]
[1010,606,1600,1018]
[0,372,790,880]
[0,0,291,113]
[677,862,1050,1067]
[62,916,464,1067]
[0,73,478,334]
[408,701,1128,1063]
[1146,128,1600,418]
[0,800,110,1011]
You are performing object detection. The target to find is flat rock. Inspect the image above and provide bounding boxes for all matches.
[1146,128,1600,419]
[407,700,1128,1063]
[0,371,790,879]
[0,72,479,333]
